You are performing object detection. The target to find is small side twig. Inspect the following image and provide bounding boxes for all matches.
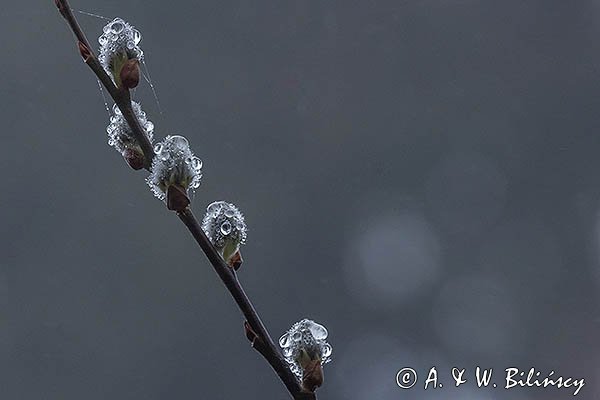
[54,1,315,398]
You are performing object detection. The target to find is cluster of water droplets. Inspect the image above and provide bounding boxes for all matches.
[201,201,247,249]
[106,102,154,155]
[279,319,332,379]
[98,18,143,76]
[147,135,203,200]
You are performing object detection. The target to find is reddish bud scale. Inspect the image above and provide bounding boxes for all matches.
[228,250,243,271]
[167,184,191,212]
[302,360,324,392]
[244,321,258,344]
[123,148,145,170]
[120,58,140,89]
[78,41,92,62]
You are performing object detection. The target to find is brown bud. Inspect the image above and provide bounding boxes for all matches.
[243,321,268,356]
[228,250,243,271]
[166,184,190,212]
[244,321,258,345]
[123,148,145,170]
[120,58,140,89]
[78,41,92,63]
[301,359,324,392]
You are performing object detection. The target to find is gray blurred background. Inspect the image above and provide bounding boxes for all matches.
[2,0,600,399]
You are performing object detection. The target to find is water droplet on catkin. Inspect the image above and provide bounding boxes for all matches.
[220,221,232,235]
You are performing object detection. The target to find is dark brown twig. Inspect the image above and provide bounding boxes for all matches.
[55,1,316,398]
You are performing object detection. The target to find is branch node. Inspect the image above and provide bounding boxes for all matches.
[244,320,271,359]
[244,320,259,346]
[77,41,92,62]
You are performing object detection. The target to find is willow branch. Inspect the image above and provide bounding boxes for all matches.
[54,1,315,398]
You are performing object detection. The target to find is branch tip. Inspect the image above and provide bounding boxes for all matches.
[55,0,67,18]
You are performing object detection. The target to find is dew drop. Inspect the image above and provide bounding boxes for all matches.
[111,21,124,34]
[307,321,328,340]
[220,221,232,235]
[292,331,302,342]
[225,209,235,218]
[321,343,332,358]
[133,29,142,45]
[279,333,291,348]
[170,135,189,149]
[192,157,202,170]
[283,347,293,357]
[154,143,163,154]
[145,121,154,133]
[99,35,108,46]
